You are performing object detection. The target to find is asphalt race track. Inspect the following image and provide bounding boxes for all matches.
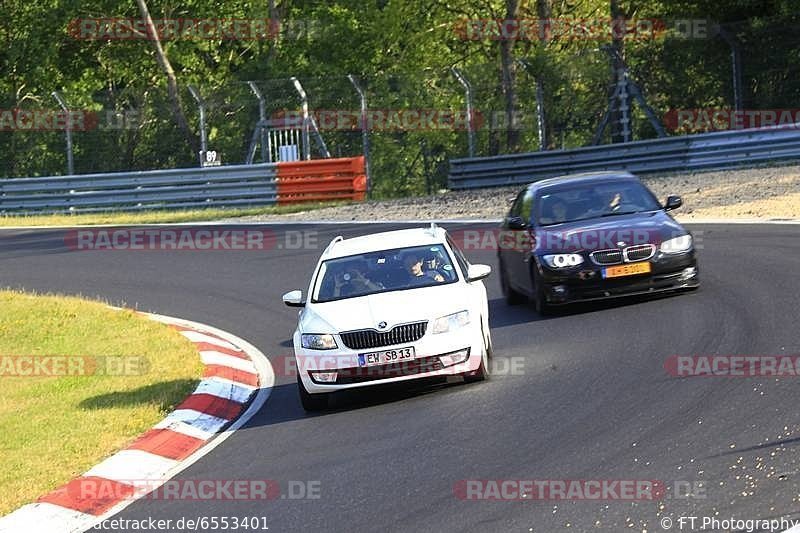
[1,222,799,532]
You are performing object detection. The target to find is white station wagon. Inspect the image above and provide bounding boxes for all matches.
[283,224,493,410]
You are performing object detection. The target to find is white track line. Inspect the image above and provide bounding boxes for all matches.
[0,503,91,533]
[0,312,274,533]
[83,450,178,482]
[199,350,256,372]
[194,378,255,404]
[151,419,216,441]
[78,313,275,533]
[180,330,241,351]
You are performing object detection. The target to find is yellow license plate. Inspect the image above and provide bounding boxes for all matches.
[603,262,651,279]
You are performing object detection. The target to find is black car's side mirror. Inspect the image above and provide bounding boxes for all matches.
[507,216,527,230]
[664,195,683,211]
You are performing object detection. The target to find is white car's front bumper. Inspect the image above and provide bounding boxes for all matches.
[294,325,485,394]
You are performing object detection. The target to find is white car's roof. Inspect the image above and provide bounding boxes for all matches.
[322,226,448,260]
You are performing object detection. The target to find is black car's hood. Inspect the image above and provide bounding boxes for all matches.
[533,210,687,253]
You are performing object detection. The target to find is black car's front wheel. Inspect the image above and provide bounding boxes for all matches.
[500,258,525,305]
[531,268,553,316]
[297,374,330,411]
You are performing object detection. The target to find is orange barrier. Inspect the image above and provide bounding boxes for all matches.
[276,156,367,204]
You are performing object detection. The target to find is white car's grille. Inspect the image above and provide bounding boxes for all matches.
[340,321,428,350]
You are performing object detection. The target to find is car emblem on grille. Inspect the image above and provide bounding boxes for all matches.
[617,241,627,247]
[377,321,387,329]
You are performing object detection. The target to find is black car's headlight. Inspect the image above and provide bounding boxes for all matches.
[660,235,693,254]
[542,253,584,268]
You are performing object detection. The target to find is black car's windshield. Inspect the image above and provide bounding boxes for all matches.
[536,180,661,226]
[312,244,458,303]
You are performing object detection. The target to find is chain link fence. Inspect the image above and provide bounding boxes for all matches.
[2,18,800,198]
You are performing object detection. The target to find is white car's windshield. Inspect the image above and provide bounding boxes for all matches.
[313,244,458,303]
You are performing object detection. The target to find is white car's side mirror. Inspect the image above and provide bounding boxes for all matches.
[282,290,305,307]
[467,264,492,282]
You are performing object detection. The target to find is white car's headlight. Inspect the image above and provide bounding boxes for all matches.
[542,254,584,268]
[431,310,470,334]
[660,235,693,254]
[301,333,338,350]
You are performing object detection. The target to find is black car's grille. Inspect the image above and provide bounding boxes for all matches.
[590,249,623,265]
[590,244,656,266]
[624,244,656,262]
[340,321,428,350]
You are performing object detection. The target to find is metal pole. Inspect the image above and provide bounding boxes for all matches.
[267,129,274,162]
[518,59,547,151]
[347,74,371,194]
[51,91,74,175]
[618,71,631,143]
[717,25,743,113]
[290,77,312,160]
[248,81,268,162]
[451,67,475,158]
[187,85,207,166]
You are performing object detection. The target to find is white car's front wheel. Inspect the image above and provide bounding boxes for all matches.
[297,374,331,411]
[464,320,491,383]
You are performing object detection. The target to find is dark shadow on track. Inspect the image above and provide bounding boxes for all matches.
[79,379,199,410]
[247,377,479,427]
[489,287,702,328]
[709,435,800,458]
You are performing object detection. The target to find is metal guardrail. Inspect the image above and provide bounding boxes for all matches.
[448,125,800,190]
[0,157,366,214]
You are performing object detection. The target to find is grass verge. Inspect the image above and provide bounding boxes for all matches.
[0,201,345,227]
[0,290,203,514]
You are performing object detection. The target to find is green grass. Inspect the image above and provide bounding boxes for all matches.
[0,290,204,514]
[0,201,346,227]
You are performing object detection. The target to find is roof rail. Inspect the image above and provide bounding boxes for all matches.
[425,222,439,237]
[323,235,344,255]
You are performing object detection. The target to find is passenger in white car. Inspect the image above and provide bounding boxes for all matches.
[333,262,383,298]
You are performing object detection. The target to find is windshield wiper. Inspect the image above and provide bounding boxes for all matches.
[600,210,640,217]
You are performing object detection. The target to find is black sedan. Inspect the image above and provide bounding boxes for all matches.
[497,171,699,314]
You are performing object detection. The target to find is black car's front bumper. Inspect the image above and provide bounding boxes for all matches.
[537,250,699,305]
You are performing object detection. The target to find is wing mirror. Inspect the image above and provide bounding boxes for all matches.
[507,216,527,230]
[467,264,492,282]
[282,290,305,307]
[664,195,683,211]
